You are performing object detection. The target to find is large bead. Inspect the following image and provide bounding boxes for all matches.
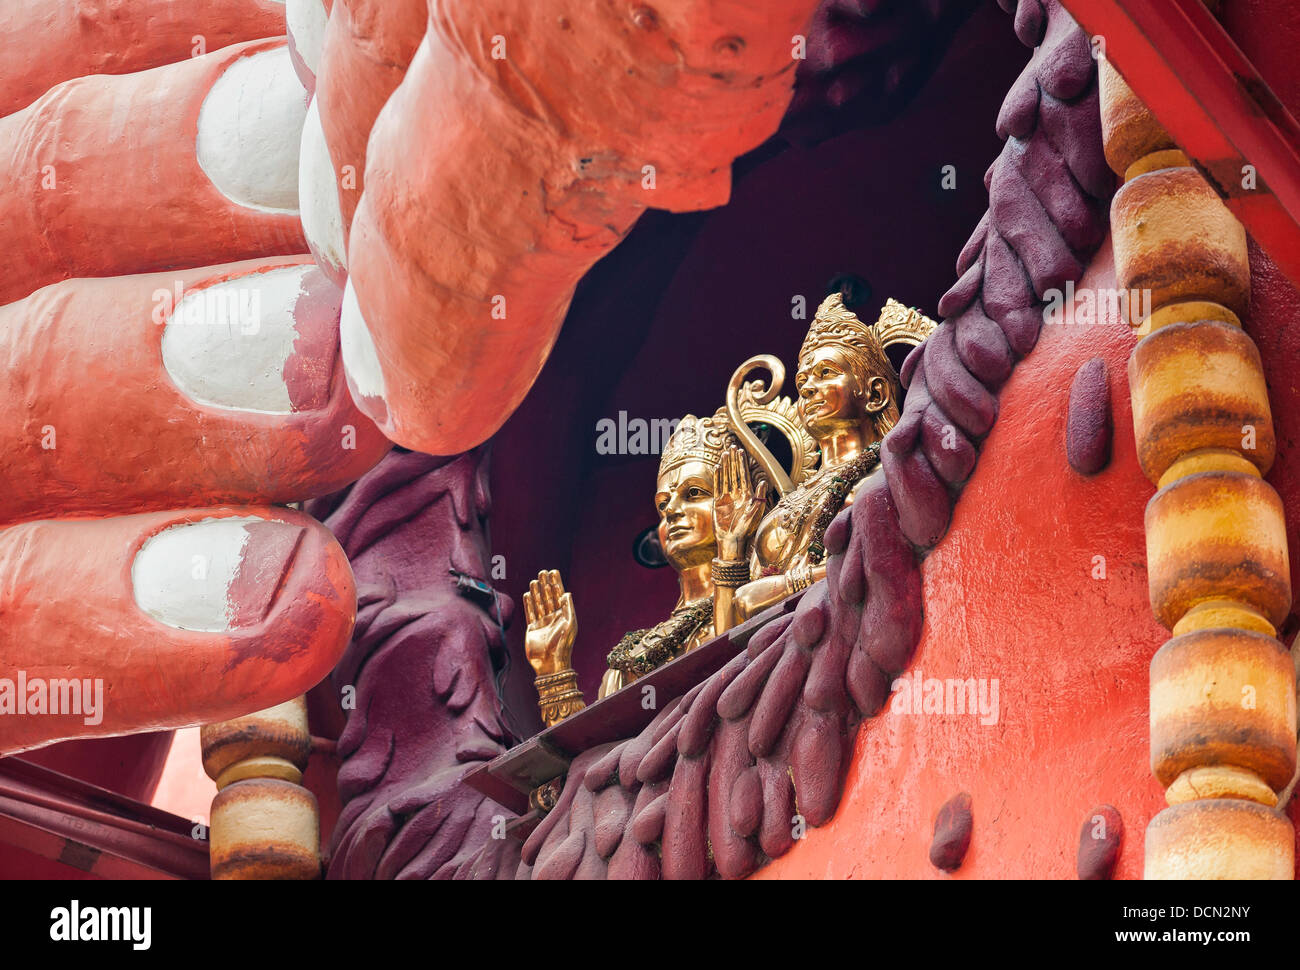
[209,778,321,880]
[201,696,312,789]
[1145,472,1290,630]
[1128,320,1275,484]
[1099,58,1177,177]
[1145,799,1294,879]
[1150,628,1296,793]
[1112,167,1250,322]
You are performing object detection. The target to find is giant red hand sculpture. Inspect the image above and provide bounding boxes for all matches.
[0,0,819,773]
[0,23,391,757]
[319,0,822,452]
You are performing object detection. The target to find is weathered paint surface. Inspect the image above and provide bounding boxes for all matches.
[0,0,288,117]
[0,257,389,526]
[0,506,356,757]
[0,39,307,306]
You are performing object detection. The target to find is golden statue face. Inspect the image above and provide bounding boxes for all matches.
[655,458,717,569]
[795,345,890,438]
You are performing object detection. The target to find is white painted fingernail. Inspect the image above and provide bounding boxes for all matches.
[197,46,307,214]
[160,264,339,414]
[287,0,329,81]
[340,279,388,424]
[299,98,347,279]
[132,517,304,631]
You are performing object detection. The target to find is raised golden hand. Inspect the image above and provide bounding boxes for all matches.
[712,446,769,561]
[523,569,578,677]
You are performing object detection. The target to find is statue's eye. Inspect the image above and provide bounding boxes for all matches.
[689,487,707,500]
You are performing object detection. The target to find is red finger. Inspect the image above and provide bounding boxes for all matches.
[286,0,331,94]
[0,506,354,756]
[340,1,820,453]
[0,38,308,305]
[291,0,359,285]
[0,0,288,117]
[299,0,426,288]
[306,0,423,278]
[0,257,389,527]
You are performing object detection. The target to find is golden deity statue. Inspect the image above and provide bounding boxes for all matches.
[524,409,769,727]
[523,295,933,727]
[723,294,938,623]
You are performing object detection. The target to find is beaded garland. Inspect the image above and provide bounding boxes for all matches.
[806,442,881,564]
[606,598,714,676]
[760,442,881,576]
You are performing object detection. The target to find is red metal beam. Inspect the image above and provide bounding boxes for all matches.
[0,757,209,879]
[1061,0,1300,288]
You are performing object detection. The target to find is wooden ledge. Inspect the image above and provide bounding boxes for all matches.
[463,590,807,816]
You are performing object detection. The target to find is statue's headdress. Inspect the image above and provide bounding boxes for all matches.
[798,294,938,369]
[658,408,737,476]
[727,295,938,497]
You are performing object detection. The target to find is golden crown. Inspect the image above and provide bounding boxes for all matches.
[875,297,940,348]
[799,294,938,365]
[659,407,736,475]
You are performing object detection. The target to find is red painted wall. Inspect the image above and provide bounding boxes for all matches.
[756,233,1300,880]
[757,241,1172,877]
[751,0,1300,881]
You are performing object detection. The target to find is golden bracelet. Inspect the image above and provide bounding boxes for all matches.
[784,562,813,596]
[535,669,579,691]
[535,668,585,727]
[711,557,750,589]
